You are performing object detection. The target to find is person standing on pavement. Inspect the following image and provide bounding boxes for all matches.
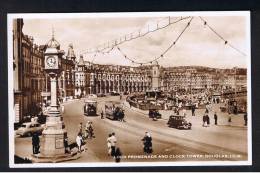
[101,109,104,119]
[206,114,210,127]
[107,134,112,156]
[64,134,70,154]
[76,132,82,153]
[191,105,196,116]
[228,114,232,125]
[110,132,117,157]
[32,132,40,154]
[214,112,218,125]
[78,122,83,134]
[202,111,207,127]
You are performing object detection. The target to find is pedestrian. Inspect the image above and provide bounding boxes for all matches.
[142,132,153,154]
[202,115,206,127]
[114,147,122,163]
[228,114,232,125]
[64,134,70,154]
[206,114,210,127]
[191,105,196,116]
[110,132,117,157]
[244,112,247,126]
[101,110,104,119]
[85,121,90,138]
[214,112,218,125]
[76,132,82,153]
[32,132,40,154]
[107,134,112,156]
[202,112,207,127]
[78,122,83,134]
[88,121,95,138]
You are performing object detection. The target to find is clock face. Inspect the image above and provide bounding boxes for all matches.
[46,56,57,68]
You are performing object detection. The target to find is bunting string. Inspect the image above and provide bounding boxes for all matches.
[115,17,194,65]
[199,16,246,56]
[85,16,247,65]
[80,16,191,55]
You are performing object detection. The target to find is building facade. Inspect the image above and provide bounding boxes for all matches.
[13,19,45,123]
[73,60,153,97]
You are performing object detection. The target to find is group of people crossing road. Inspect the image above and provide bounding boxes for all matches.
[107,132,122,162]
[76,121,95,153]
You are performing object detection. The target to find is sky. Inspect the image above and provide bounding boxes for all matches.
[21,13,249,68]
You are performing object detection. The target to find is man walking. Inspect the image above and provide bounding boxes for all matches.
[110,132,117,157]
[101,110,104,119]
[142,132,153,154]
[214,112,218,125]
[191,105,196,116]
[107,134,112,156]
[32,132,40,154]
[76,132,82,153]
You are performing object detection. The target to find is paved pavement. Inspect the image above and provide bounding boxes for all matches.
[15,96,248,163]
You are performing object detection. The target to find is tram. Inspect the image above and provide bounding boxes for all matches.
[84,99,97,116]
[105,101,125,121]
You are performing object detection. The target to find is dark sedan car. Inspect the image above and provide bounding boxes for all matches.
[167,115,192,129]
[148,109,162,119]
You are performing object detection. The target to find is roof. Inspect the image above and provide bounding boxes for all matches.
[67,44,76,59]
[78,55,85,66]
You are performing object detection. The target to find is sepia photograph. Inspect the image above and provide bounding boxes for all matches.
[8,11,251,167]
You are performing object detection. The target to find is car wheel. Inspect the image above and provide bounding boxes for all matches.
[27,132,32,137]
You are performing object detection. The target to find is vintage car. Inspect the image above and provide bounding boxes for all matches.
[110,91,120,96]
[86,94,97,99]
[148,109,162,119]
[105,101,125,121]
[16,122,44,137]
[97,93,106,97]
[84,100,97,116]
[167,115,192,129]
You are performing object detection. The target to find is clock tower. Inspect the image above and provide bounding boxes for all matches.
[33,31,79,162]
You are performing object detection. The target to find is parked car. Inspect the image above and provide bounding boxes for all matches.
[87,94,97,99]
[148,109,162,119]
[167,115,192,129]
[97,93,106,97]
[16,122,44,137]
[110,91,120,96]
